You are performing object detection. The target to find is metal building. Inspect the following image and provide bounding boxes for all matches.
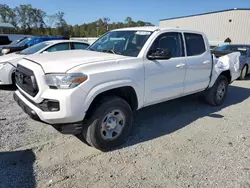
[0,22,15,34]
[160,8,250,45]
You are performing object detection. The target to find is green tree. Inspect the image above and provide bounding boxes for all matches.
[0,4,154,36]
[55,11,68,36]
[125,17,132,26]
[0,4,17,27]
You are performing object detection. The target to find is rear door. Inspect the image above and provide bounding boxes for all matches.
[183,33,212,94]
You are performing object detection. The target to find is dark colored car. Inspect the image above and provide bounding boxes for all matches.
[0,36,68,56]
[0,36,12,45]
[212,44,250,80]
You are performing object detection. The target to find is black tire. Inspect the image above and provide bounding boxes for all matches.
[82,96,133,151]
[239,65,248,80]
[205,75,228,106]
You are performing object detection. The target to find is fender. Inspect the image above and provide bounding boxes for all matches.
[4,62,16,84]
[208,52,240,88]
[82,79,143,112]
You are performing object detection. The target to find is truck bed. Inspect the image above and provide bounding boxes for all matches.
[211,50,233,58]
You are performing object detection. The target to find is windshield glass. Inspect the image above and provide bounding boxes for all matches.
[19,42,50,55]
[215,45,249,56]
[16,37,32,46]
[10,40,20,45]
[88,30,152,57]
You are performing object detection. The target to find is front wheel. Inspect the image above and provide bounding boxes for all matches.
[205,75,228,106]
[82,96,133,151]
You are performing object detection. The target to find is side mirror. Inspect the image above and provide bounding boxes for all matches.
[42,51,49,54]
[147,49,172,60]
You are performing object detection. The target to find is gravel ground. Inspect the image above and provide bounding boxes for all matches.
[0,80,250,188]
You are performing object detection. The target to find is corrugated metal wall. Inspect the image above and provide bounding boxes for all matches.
[160,10,250,44]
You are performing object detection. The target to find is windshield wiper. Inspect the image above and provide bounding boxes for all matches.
[102,49,117,54]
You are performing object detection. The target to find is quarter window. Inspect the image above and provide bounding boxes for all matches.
[184,33,206,56]
[45,43,70,52]
[148,32,184,58]
[73,43,89,50]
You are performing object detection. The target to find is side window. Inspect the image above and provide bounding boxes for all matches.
[45,43,70,52]
[149,32,184,58]
[184,33,206,56]
[73,43,89,50]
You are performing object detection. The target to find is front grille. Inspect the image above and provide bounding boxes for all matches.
[15,64,39,97]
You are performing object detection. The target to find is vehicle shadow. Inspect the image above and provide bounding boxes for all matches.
[121,84,250,148]
[0,85,16,91]
[0,149,36,188]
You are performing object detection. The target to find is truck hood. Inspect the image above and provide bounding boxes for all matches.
[0,52,25,66]
[25,50,130,73]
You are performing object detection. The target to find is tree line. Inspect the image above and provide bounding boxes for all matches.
[0,4,154,37]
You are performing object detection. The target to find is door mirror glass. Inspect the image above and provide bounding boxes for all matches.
[148,48,172,60]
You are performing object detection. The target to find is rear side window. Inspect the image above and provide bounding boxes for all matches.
[184,33,206,56]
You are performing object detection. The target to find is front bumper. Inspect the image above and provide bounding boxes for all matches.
[0,63,15,85]
[13,92,40,121]
[14,89,87,134]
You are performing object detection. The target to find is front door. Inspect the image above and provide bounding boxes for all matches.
[144,32,187,106]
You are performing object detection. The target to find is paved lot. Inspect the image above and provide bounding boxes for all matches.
[0,80,250,188]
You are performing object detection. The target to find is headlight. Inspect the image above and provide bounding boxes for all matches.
[45,73,88,89]
[2,49,10,55]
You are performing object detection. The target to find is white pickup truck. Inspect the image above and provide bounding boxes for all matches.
[13,27,240,150]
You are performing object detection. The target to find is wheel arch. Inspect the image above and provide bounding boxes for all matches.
[83,80,141,118]
[209,69,232,88]
[6,63,16,84]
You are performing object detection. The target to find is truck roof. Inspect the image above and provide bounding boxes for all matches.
[114,26,159,32]
[113,26,206,35]
[44,40,89,45]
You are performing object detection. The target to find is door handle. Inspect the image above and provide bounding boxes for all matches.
[176,63,186,68]
[203,61,210,65]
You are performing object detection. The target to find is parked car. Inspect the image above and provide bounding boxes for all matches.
[212,44,250,80]
[13,27,240,151]
[0,36,12,45]
[0,34,33,48]
[0,36,68,56]
[0,40,89,85]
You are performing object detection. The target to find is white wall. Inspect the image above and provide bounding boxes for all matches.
[160,9,250,44]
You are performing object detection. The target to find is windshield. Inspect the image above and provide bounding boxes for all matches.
[10,37,26,45]
[19,42,50,55]
[16,37,32,46]
[88,30,153,57]
[215,45,249,56]
[10,40,20,45]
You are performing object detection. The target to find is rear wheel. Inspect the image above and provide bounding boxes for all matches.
[239,65,248,80]
[205,75,228,106]
[82,96,133,151]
